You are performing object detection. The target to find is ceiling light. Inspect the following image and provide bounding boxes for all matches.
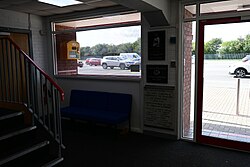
[38,0,82,7]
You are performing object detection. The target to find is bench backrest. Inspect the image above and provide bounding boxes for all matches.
[69,90,132,114]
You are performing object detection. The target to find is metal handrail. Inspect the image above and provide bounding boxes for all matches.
[0,37,64,157]
[5,37,64,101]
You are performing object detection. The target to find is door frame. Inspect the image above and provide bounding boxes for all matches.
[196,16,250,151]
[0,27,33,58]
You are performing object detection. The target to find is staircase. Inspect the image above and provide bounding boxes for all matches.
[0,37,64,166]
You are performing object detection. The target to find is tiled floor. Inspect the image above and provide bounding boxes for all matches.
[188,87,250,143]
[203,87,250,143]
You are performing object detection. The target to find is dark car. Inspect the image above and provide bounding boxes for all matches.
[78,60,83,68]
[89,58,101,66]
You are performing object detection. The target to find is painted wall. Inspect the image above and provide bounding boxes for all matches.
[142,0,170,24]
[57,78,143,133]
[55,1,180,135]
[0,9,49,72]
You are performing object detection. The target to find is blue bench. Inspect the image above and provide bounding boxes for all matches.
[61,89,132,130]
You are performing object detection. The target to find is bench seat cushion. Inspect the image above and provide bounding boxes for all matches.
[61,107,129,125]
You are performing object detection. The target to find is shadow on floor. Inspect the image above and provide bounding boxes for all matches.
[60,119,250,167]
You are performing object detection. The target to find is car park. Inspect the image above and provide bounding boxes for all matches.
[229,55,250,78]
[101,56,135,70]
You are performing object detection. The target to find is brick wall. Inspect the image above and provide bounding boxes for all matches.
[183,9,193,136]
[56,25,78,75]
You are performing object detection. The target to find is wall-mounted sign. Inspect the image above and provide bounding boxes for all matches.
[146,65,168,84]
[67,41,80,59]
[144,85,175,130]
[148,30,165,60]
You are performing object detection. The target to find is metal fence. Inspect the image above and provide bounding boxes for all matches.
[204,53,249,59]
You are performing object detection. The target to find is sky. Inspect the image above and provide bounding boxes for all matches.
[76,22,250,46]
[192,22,250,42]
[76,25,141,47]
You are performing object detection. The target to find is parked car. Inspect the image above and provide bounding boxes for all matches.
[133,58,141,68]
[118,53,142,68]
[85,58,91,65]
[229,55,250,78]
[77,60,83,67]
[119,53,141,60]
[101,56,135,70]
[88,58,101,66]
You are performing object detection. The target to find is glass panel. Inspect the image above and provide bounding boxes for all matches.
[200,0,250,16]
[76,25,141,76]
[184,4,196,19]
[202,22,250,143]
[182,21,196,139]
[52,12,141,77]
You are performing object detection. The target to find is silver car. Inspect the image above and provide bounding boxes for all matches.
[101,56,135,70]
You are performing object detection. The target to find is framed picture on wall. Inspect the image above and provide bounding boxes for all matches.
[148,30,165,60]
[146,65,168,84]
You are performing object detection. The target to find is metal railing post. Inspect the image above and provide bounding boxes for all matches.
[0,37,64,159]
[236,79,240,116]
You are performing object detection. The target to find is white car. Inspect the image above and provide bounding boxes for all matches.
[119,53,141,60]
[229,55,250,78]
[101,56,135,70]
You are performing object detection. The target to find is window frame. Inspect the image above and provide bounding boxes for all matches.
[50,11,142,80]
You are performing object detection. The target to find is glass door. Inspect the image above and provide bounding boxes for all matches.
[197,17,250,151]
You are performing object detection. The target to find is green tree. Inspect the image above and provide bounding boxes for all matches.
[107,44,118,55]
[79,37,142,57]
[192,42,195,55]
[219,38,244,54]
[204,38,222,54]
[219,41,231,54]
[132,38,141,55]
[117,43,133,53]
[243,34,250,53]
[80,46,92,58]
[92,44,109,56]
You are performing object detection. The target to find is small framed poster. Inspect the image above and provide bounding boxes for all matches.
[148,30,165,60]
[146,65,168,84]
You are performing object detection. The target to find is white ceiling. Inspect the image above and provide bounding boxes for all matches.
[186,0,250,14]
[2,0,250,18]
[56,12,140,28]
[0,0,119,16]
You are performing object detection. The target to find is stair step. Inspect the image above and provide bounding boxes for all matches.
[0,111,22,121]
[0,126,36,141]
[0,140,50,166]
[42,157,64,167]
[0,126,37,156]
[0,108,18,117]
[0,108,63,166]
[0,110,25,135]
